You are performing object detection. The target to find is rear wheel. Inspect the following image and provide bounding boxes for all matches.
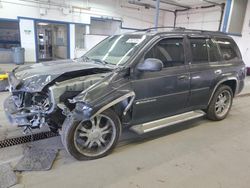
[206,85,233,121]
[62,109,121,160]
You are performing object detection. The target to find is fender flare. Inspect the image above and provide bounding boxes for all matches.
[208,76,238,105]
[90,91,135,118]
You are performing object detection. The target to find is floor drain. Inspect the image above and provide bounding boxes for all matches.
[0,131,59,148]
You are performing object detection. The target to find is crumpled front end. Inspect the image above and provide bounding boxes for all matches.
[4,65,113,133]
[4,91,52,133]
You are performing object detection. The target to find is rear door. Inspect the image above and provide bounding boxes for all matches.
[187,37,221,109]
[131,37,190,124]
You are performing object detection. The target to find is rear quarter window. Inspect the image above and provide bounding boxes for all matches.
[215,38,240,61]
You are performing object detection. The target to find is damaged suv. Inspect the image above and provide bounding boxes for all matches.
[5,28,246,160]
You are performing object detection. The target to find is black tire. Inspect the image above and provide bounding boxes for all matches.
[206,85,233,121]
[61,109,121,160]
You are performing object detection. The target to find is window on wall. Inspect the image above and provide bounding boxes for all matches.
[89,18,121,36]
[0,20,20,49]
[145,38,185,67]
[75,24,86,49]
[190,38,209,63]
[215,38,238,60]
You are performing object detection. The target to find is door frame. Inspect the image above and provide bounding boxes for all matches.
[33,18,70,62]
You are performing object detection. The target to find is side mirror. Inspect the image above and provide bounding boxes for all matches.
[137,58,163,72]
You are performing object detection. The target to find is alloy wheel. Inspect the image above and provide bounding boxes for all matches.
[215,90,232,118]
[74,114,116,157]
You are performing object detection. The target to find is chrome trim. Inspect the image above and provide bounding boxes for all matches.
[191,87,210,92]
[91,91,135,118]
[134,90,189,104]
[135,99,157,105]
[130,110,205,134]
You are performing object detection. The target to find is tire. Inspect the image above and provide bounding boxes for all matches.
[61,109,121,160]
[206,85,233,121]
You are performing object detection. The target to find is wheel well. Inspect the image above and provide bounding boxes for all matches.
[221,80,237,96]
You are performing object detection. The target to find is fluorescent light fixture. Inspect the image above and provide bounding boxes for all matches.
[38,22,49,26]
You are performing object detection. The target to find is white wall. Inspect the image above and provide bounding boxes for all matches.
[175,6,222,31]
[0,0,91,24]
[232,0,250,67]
[19,19,36,62]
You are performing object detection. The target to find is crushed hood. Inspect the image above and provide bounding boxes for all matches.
[11,59,113,92]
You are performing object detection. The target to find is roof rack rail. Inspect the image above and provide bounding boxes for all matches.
[135,26,186,32]
[176,28,225,34]
[135,26,225,35]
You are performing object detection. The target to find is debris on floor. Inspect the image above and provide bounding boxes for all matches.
[0,163,17,188]
[15,147,58,171]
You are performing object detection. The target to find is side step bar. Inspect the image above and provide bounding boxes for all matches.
[130,110,205,134]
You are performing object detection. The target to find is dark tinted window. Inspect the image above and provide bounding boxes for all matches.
[215,38,238,60]
[190,38,208,63]
[207,39,221,62]
[145,38,184,67]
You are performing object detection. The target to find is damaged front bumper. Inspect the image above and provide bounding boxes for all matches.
[4,96,35,127]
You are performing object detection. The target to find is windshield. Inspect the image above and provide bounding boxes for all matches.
[84,34,149,66]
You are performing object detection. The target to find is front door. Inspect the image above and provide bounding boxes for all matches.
[131,38,190,125]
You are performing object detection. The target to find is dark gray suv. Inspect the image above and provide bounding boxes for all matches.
[5,28,246,160]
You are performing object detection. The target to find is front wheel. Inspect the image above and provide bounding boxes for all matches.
[206,85,233,121]
[61,109,121,160]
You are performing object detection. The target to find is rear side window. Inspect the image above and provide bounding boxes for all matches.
[190,38,208,63]
[145,38,184,67]
[215,38,238,60]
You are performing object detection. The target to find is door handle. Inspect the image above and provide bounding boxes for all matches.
[214,69,222,75]
[178,75,189,80]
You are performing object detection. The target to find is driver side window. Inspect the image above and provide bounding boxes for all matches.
[145,38,185,68]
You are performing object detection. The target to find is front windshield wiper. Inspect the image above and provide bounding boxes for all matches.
[91,58,109,65]
[81,55,90,62]
[76,56,110,66]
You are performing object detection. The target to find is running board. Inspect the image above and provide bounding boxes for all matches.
[130,110,205,134]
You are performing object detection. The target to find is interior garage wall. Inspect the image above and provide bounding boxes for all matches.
[80,0,167,29]
[0,0,91,24]
[0,0,173,62]
[175,6,222,31]
[232,0,250,67]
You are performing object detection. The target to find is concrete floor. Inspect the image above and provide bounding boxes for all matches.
[1,62,250,188]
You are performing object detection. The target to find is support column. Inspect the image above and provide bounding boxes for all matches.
[69,24,75,59]
[154,0,160,28]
